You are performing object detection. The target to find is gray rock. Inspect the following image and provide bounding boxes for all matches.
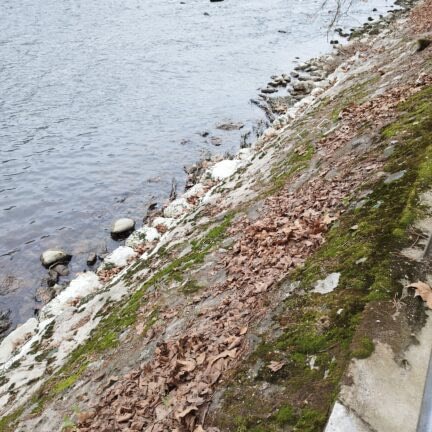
[216,121,244,131]
[351,135,372,149]
[294,62,308,71]
[47,269,59,286]
[86,253,97,266]
[0,310,11,338]
[384,170,406,184]
[261,87,278,94]
[111,218,135,236]
[292,81,315,94]
[52,264,70,276]
[40,250,71,268]
[297,73,312,82]
[35,286,56,305]
[383,145,395,158]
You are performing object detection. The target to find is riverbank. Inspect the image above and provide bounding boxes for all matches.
[1,0,432,430]
[1,0,394,333]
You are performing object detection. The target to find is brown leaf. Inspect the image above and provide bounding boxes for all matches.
[177,359,197,372]
[208,349,238,365]
[408,281,432,309]
[175,405,198,420]
[239,326,248,335]
[268,360,286,372]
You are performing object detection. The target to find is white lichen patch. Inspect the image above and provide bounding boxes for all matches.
[126,226,160,248]
[313,273,341,294]
[164,197,193,218]
[208,159,241,180]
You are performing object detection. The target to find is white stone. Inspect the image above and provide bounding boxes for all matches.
[209,159,240,180]
[238,148,253,160]
[104,246,137,268]
[311,87,324,97]
[40,250,69,267]
[125,226,160,248]
[111,218,135,234]
[262,127,277,140]
[151,217,176,230]
[313,273,340,294]
[286,107,299,119]
[164,197,192,218]
[183,183,205,199]
[46,272,102,314]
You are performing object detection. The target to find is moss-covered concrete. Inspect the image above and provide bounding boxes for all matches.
[209,84,432,432]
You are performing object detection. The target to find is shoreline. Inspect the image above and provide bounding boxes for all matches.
[1,0,431,430]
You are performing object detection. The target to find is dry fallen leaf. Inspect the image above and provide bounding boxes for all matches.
[175,405,198,420]
[268,360,286,372]
[408,281,432,309]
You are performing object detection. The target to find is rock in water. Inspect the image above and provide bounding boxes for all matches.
[35,286,56,305]
[40,250,71,268]
[47,269,59,286]
[216,121,244,131]
[111,218,135,238]
[52,264,70,276]
[0,310,11,339]
[86,253,97,266]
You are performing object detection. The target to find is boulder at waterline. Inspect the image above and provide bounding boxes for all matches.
[40,250,72,268]
[111,218,135,239]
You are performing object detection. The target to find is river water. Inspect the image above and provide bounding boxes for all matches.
[0,0,395,329]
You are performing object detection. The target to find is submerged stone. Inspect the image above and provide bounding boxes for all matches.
[86,253,97,266]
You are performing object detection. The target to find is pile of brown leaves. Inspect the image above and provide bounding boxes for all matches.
[410,0,432,34]
[78,74,431,431]
[98,266,122,284]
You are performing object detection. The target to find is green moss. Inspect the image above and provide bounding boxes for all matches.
[270,142,315,192]
[61,416,77,431]
[9,360,21,370]
[180,279,203,295]
[53,364,87,394]
[294,408,327,432]
[0,407,24,432]
[352,336,375,359]
[274,405,296,426]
